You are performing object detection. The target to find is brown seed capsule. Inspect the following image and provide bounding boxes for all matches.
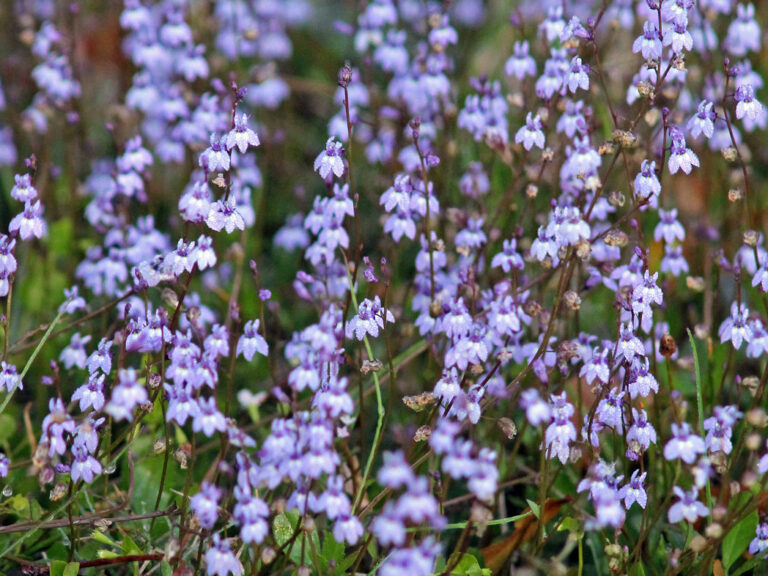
[429,300,443,318]
[743,376,760,398]
[744,230,759,247]
[414,425,432,443]
[604,230,629,248]
[361,359,383,375]
[686,276,705,292]
[659,333,677,358]
[498,417,518,440]
[608,189,626,207]
[722,147,738,162]
[403,392,437,412]
[564,290,582,310]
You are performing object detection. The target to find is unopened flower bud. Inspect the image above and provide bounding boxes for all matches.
[746,407,766,427]
[689,534,707,553]
[337,64,352,88]
[746,432,762,451]
[705,523,723,539]
[261,547,277,565]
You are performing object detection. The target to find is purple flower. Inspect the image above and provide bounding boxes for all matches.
[0,361,21,393]
[10,173,38,202]
[41,398,76,457]
[515,113,545,151]
[193,397,227,437]
[206,197,245,234]
[191,482,222,530]
[596,388,626,431]
[664,423,705,464]
[9,200,47,240]
[505,40,536,80]
[0,453,8,478]
[71,373,106,412]
[668,487,709,523]
[718,302,752,350]
[633,21,662,60]
[668,137,700,175]
[688,100,715,139]
[520,389,552,426]
[237,320,268,361]
[200,134,230,172]
[70,445,102,483]
[703,405,742,454]
[627,408,657,453]
[105,369,147,422]
[314,137,345,180]
[205,535,242,576]
[749,523,768,556]
[565,56,589,94]
[334,514,363,545]
[226,113,260,154]
[545,393,576,464]
[619,470,648,510]
[346,296,395,340]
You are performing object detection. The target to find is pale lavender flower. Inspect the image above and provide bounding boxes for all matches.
[749,523,768,556]
[191,482,222,529]
[515,113,545,151]
[664,423,705,464]
[207,197,245,234]
[205,535,243,576]
[718,302,752,350]
[314,137,345,179]
[668,487,709,523]
[237,320,268,361]
[226,113,260,154]
[619,470,648,509]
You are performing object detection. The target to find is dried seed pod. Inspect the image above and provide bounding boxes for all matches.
[498,417,518,440]
[659,333,677,358]
[403,392,437,412]
[414,425,432,443]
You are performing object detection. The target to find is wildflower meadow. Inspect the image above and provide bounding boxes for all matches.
[1,0,768,574]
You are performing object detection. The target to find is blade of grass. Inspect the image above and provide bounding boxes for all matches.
[688,328,713,519]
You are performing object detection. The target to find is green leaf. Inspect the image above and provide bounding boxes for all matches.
[273,513,294,547]
[97,550,119,559]
[449,553,491,576]
[0,414,16,444]
[161,560,173,576]
[90,530,118,547]
[62,562,80,576]
[526,499,541,519]
[49,560,67,576]
[121,534,142,557]
[722,510,758,569]
[322,534,346,563]
[630,563,647,576]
